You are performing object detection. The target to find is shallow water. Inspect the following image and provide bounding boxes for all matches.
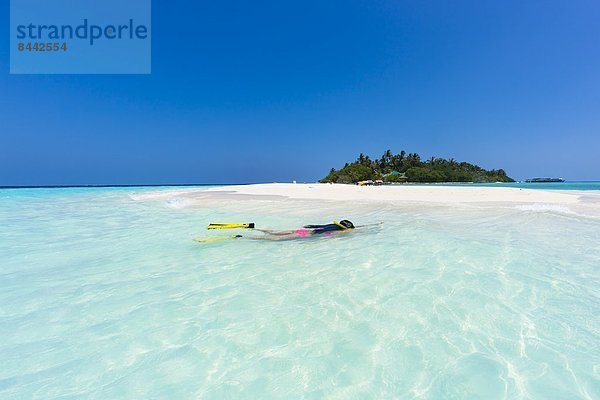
[1,187,599,399]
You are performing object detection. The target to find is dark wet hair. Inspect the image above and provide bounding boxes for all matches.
[339,219,355,229]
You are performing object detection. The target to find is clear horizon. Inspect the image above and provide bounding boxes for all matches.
[2,0,599,185]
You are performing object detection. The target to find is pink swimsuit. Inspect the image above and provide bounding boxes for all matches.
[294,228,310,237]
[294,229,333,238]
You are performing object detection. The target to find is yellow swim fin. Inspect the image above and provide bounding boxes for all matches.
[207,223,255,230]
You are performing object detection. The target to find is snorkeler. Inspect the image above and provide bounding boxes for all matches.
[194,219,381,243]
[249,219,356,241]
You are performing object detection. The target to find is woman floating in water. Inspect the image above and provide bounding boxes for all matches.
[195,220,362,243]
[250,219,356,241]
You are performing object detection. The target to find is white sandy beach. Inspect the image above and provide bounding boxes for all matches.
[131,183,600,218]
[204,183,593,204]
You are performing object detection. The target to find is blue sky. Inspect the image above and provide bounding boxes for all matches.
[1,0,599,185]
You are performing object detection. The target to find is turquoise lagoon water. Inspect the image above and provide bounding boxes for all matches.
[1,186,599,399]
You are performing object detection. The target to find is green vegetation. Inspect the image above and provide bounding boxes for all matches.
[320,150,514,184]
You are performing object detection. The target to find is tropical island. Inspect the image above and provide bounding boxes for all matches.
[320,150,514,184]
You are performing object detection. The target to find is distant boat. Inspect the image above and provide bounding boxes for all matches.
[525,178,565,183]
